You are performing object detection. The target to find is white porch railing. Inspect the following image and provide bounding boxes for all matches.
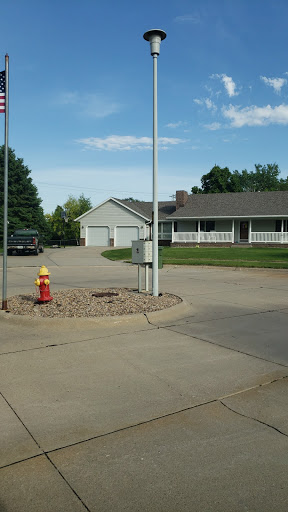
[172,231,288,243]
[172,232,198,243]
[250,232,288,243]
[173,232,233,243]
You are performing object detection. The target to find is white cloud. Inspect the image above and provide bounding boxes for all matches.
[205,98,217,112]
[76,135,186,151]
[204,98,213,109]
[260,76,287,94]
[211,74,239,97]
[204,122,221,131]
[57,91,121,118]
[194,98,217,112]
[222,103,288,127]
[165,121,187,128]
[159,137,185,145]
[174,14,200,23]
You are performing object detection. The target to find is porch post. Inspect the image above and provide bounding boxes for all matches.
[197,219,200,243]
[248,219,251,243]
[281,219,284,244]
[172,221,174,243]
[232,219,235,244]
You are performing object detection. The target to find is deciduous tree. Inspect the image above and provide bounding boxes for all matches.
[191,163,285,194]
[200,165,232,193]
[47,194,92,240]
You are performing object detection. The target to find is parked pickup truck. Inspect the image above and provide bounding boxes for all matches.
[7,229,44,255]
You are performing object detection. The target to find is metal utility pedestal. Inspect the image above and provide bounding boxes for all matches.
[137,263,150,293]
[132,240,153,293]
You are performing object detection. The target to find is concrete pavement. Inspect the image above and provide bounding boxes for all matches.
[0,247,288,511]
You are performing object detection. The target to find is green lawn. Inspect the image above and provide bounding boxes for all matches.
[102,246,288,269]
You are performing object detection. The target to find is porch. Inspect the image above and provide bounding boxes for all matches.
[165,218,288,244]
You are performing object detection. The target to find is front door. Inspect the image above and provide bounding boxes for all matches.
[240,221,249,241]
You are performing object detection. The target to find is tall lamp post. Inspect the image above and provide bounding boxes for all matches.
[143,29,166,297]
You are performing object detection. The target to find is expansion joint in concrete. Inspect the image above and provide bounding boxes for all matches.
[45,453,91,511]
[0,391,42,452]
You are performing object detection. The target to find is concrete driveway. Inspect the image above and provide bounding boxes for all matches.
[0,247,288,511]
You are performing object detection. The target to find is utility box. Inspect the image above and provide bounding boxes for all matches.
[132,240,152,264]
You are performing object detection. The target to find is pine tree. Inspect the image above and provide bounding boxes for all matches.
[0,146,47,240]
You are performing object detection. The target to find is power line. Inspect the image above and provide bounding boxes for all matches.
[34,180,169,196]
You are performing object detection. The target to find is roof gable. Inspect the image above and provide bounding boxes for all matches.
[74,197,151,222]
[75,197,176,222]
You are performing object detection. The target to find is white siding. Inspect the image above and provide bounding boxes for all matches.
[79,200,146,244]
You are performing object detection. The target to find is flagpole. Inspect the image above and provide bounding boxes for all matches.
[2,54,9,310]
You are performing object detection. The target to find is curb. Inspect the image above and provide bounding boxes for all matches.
[146,299,192,325]
[0,298,192,331]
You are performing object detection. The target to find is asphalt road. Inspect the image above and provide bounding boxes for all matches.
[0,247,288,511]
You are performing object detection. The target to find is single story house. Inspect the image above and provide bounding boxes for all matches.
[75,190,288,247]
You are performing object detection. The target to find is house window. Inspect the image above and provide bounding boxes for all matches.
[275,220,281,232]
[163,222,172,233]
[158,222,172,239]
[275,220,288,232]
[206,221,216,232]
[196,221,215,232]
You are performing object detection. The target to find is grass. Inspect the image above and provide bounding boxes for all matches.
[102,248,132,261]
[102,246,288,269]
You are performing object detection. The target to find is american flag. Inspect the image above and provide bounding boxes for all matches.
[0,71,5,113]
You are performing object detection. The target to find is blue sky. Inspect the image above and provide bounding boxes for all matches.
[1,0,288,213]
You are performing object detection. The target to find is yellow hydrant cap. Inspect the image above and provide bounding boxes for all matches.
[37,265,50,276]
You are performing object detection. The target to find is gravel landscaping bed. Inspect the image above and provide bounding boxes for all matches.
[7,288,182,318]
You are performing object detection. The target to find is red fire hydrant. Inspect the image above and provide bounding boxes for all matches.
[34,265,53,303]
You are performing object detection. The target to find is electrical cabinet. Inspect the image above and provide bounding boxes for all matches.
[132,240,152,264]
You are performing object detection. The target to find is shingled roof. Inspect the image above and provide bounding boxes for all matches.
[114,199,176,220]
[169,191,288,218]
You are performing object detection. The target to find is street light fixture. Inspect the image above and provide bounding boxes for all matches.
[143,29,166,297]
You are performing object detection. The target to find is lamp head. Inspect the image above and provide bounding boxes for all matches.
[143,29,166,56]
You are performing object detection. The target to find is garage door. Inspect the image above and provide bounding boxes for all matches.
[87,226,109,246]
[116,226,139,247]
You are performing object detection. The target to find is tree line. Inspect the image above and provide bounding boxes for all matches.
[191,164,288,194]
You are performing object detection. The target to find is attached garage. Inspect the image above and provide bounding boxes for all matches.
[115,226,139,247]
[86,226,110,246]
[75,198,150,247]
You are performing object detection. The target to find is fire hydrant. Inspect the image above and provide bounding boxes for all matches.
[34,265,53,303]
